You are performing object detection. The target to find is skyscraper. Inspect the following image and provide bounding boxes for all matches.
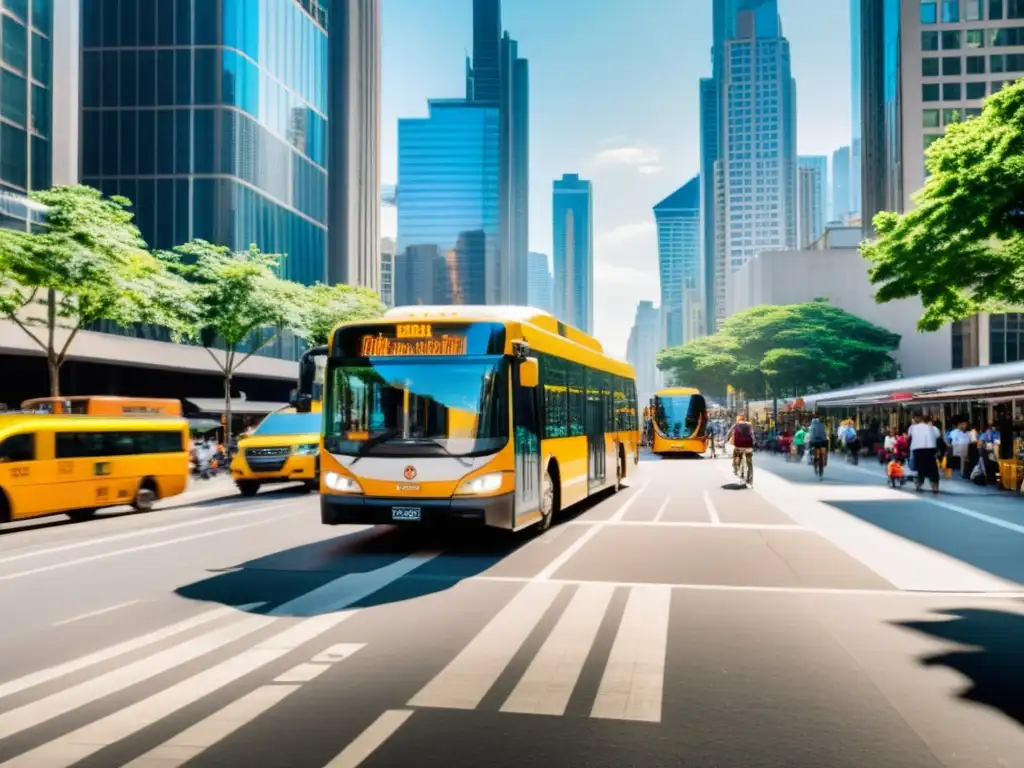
[720,1,798,289]
[831,145,851,222]
[328,0,382,292]
[380,237,395,307]
[552,174,593,334]
[849,0,862,222]
[527,251,553,313]
[626,301,663,406]
[653,177,701,347]
[396,100,499,306]
[797,155,827,248]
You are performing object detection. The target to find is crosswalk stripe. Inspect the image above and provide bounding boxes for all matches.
[120,685,300,768]
[2,613,359,768]
[324,710,414,768]
[590,585,671,723]
[408,581,563,710]
[0,613,274,742]
[0,604,260,702]
[500,583,615,716]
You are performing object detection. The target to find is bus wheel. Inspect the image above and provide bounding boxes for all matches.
[0,492,10,525]
[237,481,260,498]
[67,508,96,523]
[538,467,556,532]
[133,480,158,512]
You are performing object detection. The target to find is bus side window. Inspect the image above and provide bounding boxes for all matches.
[0,433,34,463]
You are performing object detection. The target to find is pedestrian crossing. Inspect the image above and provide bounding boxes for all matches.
[0,574,674,767]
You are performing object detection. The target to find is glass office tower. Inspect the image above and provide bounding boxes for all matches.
[80,0,328,286]
[0,0,53,222]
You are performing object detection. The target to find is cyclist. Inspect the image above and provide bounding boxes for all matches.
[706,419,721,458]
[726,413,755,484]
[808,415,829,478]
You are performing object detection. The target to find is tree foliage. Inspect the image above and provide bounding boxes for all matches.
[0,185,194,396]
[302,283,386,346]
[656,300,900,396]
[860,78,1024,330]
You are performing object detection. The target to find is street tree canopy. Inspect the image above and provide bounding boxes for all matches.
[656,300,900,396]
[0,185,194,396]
[302,282,387,346]
[861,78,1024,330]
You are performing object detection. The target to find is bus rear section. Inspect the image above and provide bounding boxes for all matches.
[650,388,708,455]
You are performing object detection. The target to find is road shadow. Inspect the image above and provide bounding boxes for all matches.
[893,606,1024,727]
[823,499,1024,585]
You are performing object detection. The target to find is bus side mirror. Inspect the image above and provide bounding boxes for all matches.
[519,358,539,388]
[290,389,313,413]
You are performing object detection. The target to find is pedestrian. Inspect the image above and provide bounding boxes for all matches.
[908,413,941,494]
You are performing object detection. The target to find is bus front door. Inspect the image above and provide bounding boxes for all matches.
[513,362,541,520]
[586,380,607,490]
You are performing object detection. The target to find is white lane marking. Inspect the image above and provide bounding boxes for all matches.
[500,583,615,716]
[323,710,414,768]
[607,480,651,522]
[703,491,721,525]
[52,600,139,627]
[534,523,604,581]
[566,520,808,530]
[652,498,669,523]
[0,499,302,564]
[925,497,1024,536]
[591,585,671,723]
[0,613,274,741]
[408,581,563,709]
[270,551,440,617]
[273,663,331,684]
[0,604,262,702]
[0,511,304,583]
[469,574,1024,597]
[311,643,366,664]
[12,615,364,768]
[121,685,300,768]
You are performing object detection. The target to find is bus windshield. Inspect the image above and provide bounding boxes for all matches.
[324,357,509,457]
[253,412,322,436]
[653,394,706,439]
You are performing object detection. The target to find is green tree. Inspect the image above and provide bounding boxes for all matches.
[167,240,305,447]
[0,185,194,397]
[301,282,386,346]
[860,79,1024,330]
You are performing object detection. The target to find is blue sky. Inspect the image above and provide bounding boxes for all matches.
[380,0,852,358]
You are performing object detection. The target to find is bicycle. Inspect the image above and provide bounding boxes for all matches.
[733,448,753,485]
[812,443,828,479]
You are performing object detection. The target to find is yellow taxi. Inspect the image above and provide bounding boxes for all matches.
[230,407,322,496]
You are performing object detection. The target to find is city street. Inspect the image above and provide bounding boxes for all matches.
[0,454,1022,767]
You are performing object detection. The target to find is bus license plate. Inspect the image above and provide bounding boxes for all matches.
[392,507,421,521]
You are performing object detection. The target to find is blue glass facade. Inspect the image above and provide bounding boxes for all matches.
[0,0,52,210]
[80,0,327,289]
[552,173,593,334]
[699,76,718,329]
[653,177,701,347]
[850,0,862,217]
[395,100,500,306]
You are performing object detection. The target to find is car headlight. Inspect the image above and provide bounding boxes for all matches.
[455,472,506,495]
[293,443,319,455]
[324,472,362,493]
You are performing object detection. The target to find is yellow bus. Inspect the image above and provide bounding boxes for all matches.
[650,387,708,455]
[0,413,190,524]
[310,306,640,533]
[21,396,182,417]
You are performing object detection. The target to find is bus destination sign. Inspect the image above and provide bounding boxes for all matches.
[360,332,468,357]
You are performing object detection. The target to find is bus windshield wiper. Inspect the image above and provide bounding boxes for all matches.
[407,436,473,467]
[349,428,401,465]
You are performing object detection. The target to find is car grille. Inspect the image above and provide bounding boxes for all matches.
[245,446,290,473]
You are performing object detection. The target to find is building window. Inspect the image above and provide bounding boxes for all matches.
[942,0,961,22]
[922,31,940,50]
[2,15,27,72]
[991,53,1005,71]
[966,81,987,98]
[943,56,962,75]
[922,57,940,76]
[966,0,983,17]
[921,1,938,22]
[1,70,26,126]
[924,133,944,149]
[942,30,962,49]
[943,108,963,123]
[943,82,962,99]
[923,83,942,101]
[992,79,1007,91]
[966,29,985,48]
[923,108,941,127]
[1010,0,1024,16]
[966,54,986,72]
[991,0,1004,17]
[965,106,984,117]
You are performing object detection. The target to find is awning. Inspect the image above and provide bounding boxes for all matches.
[184,398,287,415]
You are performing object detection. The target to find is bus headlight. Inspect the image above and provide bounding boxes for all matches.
[324,472,362,493]
[455,472,506,496]
[294,443,319,455]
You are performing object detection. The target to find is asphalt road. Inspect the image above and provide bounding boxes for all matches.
[1,453,1023,767]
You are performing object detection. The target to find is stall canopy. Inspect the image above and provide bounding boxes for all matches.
[184,398,286,415]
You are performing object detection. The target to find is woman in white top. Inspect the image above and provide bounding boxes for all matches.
[908,414,941,494]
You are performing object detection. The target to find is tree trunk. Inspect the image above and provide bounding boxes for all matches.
[48,356,60,398]
[47,289,59,398]
[223,372,233,452]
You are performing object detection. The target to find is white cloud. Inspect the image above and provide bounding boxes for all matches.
[592,220,660,360]
[597,220,656,246]
[637,164,664,175]
[592,143,662,172]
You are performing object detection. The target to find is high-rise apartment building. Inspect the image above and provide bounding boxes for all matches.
[797,155,827,248]
[850,0,863,222]
[380,237,395,307]
[626,300,663,406]
[831,145,852,222]
[720,1,798,300]
[328,0,382,292]
[552,173,593,334]
[653,177,701,347]
[396,100,499,306]
[527,251,552,313]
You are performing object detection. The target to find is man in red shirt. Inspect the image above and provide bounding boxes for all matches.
[726,414,755,484]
